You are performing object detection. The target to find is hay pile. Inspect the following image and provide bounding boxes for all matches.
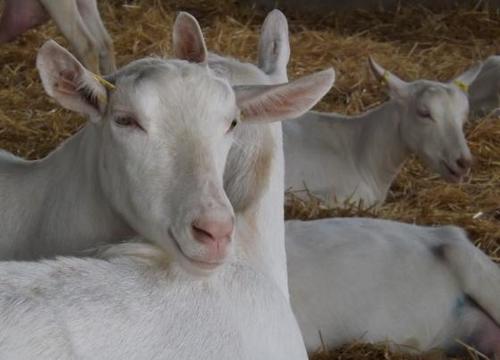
[0,0,499,358]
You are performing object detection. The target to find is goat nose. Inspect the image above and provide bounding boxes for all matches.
[192,217,234,245]
[456,156,472,170]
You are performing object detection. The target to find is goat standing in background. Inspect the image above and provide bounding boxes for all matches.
[0,0,115,74]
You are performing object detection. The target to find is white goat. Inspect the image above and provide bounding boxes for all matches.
[286,217,500,357]
[0,13,335,359]
[243,18,500,355]
[469,55,500,117]
[0,9,290,264]
[0,0,115,74]
[210,9,293,295]
[284,58,481,207]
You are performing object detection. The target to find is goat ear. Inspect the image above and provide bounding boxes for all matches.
[368,56,408,98]
[258,9,290,80]
[451,62,482,93]
[235,68,335,123]
[37,40,108,122]
[173,12,207,64]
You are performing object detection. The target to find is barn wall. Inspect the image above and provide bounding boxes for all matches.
[243,0,497,12]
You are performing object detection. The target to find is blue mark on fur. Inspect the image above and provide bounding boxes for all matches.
[453,296,466,317]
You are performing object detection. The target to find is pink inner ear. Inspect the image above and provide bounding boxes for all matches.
[175,23,206,63]
[242,85,310,120]
[54,69,78,95]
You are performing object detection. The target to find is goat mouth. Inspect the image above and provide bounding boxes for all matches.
[441,160,463,183]
[168,229,222,271]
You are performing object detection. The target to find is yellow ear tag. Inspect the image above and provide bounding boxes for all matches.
[93,74,116,91]
[92,74,115,104]
[453,80,469,93]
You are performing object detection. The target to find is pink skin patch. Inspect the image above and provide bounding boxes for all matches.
[0,0,49,43]
[474,315,500,358]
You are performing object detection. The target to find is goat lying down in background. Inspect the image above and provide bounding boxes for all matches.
[201,13,500,357]
[0,13,336,359]
[283,59,481,208]
[286,218,500,357]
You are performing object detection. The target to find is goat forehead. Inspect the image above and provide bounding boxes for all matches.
[416,82,449,98]
[113,59,237,124]
[416,83,466,109]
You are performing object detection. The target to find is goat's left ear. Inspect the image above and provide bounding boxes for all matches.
[172,12,208,64]
[235,68,335,123]
[451,62,482,93]
[368,56,409,98]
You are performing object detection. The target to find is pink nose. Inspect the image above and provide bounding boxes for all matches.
[191,216,234,246]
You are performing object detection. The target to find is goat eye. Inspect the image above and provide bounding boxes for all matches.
[114,116,138,128]
[417,109,432,119]
[227,119,238,133]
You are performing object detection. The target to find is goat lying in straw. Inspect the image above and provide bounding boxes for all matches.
[287,217,500,357]
[283,59,480,207]
[0,12,335,360]
[183,12,500,357]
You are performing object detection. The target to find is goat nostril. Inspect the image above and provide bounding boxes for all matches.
[191,218,233,244]
[192,223,214,241]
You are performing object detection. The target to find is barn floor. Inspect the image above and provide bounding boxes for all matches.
[0,0,499,359]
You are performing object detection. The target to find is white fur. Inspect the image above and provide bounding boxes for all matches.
[0,244,308,360]
[283,59,480,207]
[1,42,237,263]
[0,246,307,360]
[0,12,334,359]
[209,9,292,295]
[40,0,116,73]
[286,217,500,356]
[219,12,500,357]
[469,56,500,117]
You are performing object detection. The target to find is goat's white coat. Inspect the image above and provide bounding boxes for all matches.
[0,249,307,360]
[212,9,292,295]
[469,55,500,117]
[0,10,293,267]
[223,12,500,356]
[0,12,335,359]
[284,60,480,207]
[1,54,238,263]
[287,218,500,356]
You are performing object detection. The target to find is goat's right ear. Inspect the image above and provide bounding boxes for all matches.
[451,62,483,93]
[37,40,108,122]
[258,9,290,79]
[173,12,208,64]
[235,68,335,123]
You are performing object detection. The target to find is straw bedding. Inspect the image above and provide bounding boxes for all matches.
[0,0,499,358]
